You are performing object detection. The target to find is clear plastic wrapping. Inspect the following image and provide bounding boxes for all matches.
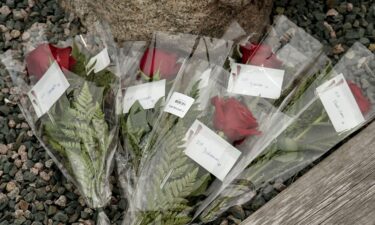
[1,21,120,215]
[118,32,198,174]
[2,12,372,225]
[119,16,330,225]
[198,42,375,223]
[228,15,323,107]
[116,34,200,206]
[190,15,327,220]
[124,59,288,224]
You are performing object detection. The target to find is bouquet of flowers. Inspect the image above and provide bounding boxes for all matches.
[189,16,327,218]
[123,58,286,224]
[117,33,238,180]
[116,33,237,219]
[1,21,120,223]
[118,33,198,176]
[2,11,373,225]
[119,15,331,225]
[198,42,375,223]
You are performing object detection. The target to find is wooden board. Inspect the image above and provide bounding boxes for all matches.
[241,122,375,225]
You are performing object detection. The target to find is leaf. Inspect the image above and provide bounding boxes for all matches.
[131,79,211,224]
[43,82,110,207]
[70,41,118,95]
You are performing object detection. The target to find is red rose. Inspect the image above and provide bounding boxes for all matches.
[139,48,181,80]
[26,44,76,80]
[211,96,261,143]
[240,43,283,69]
[348,81,371,115]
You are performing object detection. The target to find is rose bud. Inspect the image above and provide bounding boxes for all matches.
[139,48,181,80]
[211,96,261,143]
[240,43,283,69]
[26,44,76,80]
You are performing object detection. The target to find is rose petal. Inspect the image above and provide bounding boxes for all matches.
[25,44,53,80]
[140,48,180,80]
[348,81,372,115]
[211,96,261,143]
[240,43,283,69]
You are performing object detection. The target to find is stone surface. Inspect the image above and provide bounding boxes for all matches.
[54,195,67,207]
[59,0,274,41]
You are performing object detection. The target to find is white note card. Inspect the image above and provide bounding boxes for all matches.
[28,61,70,118]
[87,48,111,74]
[317,73,365,132]
[184,120,242,181]
[123,79,166,113]
[164,92,195,118]
[228,63,285,99]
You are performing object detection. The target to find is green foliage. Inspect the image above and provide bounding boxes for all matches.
[121,78,203,174]
[131,80,211,225]
[120,99,163,172]
[44,82,112,207]
[70,42,117,94]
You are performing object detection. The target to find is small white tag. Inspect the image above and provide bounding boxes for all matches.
[317,74,365,132]
[228,63,285,99]
[87,48,111,74]
[164,92,195,118]
[184,120,241,181]
[123,79,166,113]
[28,61,70,118]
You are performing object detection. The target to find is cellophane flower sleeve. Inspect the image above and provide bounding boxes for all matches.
[228,15,323,107]
[0,21,120,223]
[197,53,331,222]
[198,42,375,223]
[123,64,285,225]
[117,33,239,221]
[117,32,197,176]
[116,27,247,201]
[115,34,200,208]
[192,15,326,219]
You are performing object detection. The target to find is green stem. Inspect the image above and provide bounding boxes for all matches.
[294,112,328,141]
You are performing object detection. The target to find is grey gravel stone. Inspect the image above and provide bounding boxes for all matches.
[7,187,20,199]
[21,31,30,41]
[0,144,8,154]
[0,6,11,16]
[251,195,266,210]
[345,30,361,39]
[360,37,370,45]
[0,193,9,210]
[53,211,69,222]
[34,202,44,211]
[47,205,57,216]
[228,205,246,220]
[54,195,67,207]
[6,181,17,192]
[262,185,278,201]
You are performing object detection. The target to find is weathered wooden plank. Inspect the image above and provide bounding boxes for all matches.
[240,121,375,225]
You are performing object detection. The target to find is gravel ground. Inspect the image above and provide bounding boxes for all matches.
[0,0,374,225]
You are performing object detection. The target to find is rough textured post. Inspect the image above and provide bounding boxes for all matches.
[59,0,274,41]
[240,122,375,225]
